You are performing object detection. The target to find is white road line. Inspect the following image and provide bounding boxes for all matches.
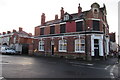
[68,62,94,66]
[110,65,116,79]
[105,65,111,70]
[0,63,9,64]
[0,77,4,79]
[72,64,104,70]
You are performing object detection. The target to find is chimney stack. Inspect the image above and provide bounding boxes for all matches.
[41,13,46,25]
[3,32,6,35]
[55,14,58,20]
[13,29,17,33]
[60,7,64,19]
[28,33,32,36]
[19,27,23,32]
[78,3,82,15]
[7,31,11,34]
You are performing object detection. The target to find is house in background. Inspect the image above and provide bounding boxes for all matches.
[0,27,37,55]
[109,32,118,56]
[34,2,110,60]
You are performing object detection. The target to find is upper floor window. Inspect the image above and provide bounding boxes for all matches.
[50,26,55,34]
[39,40,44,51]
[59,39,67,52]
[40,28,44,35]
[60,24,66,33]
[64,14,69,21]
[75,39,85,52]
[76,21,83,32]
[93,20,100,31]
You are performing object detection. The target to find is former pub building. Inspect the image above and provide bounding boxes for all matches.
[34,3,110,60]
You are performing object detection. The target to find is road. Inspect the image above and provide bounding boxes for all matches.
[0,54,119,79]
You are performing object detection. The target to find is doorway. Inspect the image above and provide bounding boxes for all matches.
[22,44,29,55]
[94,39,99,58]
[51,45,54,55]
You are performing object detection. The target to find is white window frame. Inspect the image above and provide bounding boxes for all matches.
[39,40,44,51]
[64,14,69,21]
[59,39,67,52]
[75,39,85,53]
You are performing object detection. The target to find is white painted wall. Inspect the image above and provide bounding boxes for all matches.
[91,34,104,56]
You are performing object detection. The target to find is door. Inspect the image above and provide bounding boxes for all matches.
[94,39,99,58]
[22,44,29,55]
[51,45,54,55]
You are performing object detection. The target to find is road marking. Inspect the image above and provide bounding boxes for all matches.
[105,65,111,70]
[110,65,116,79]
[72,64,104,70]
[0,77,4,79]
[68,62,93,66]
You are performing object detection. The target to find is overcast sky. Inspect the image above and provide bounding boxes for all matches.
[0,0,119,42]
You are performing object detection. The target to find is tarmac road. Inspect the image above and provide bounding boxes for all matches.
[0,54,119,79]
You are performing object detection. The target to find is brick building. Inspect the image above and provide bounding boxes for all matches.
[109,32,118,55]
[34,3,110,60]
[0,27,37,55]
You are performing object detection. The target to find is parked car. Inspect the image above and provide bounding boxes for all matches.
[0,47,16,54]
[0,46,9,54]
[5,48,16,54]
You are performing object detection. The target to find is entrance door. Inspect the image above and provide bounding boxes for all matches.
[94,39,99,58]
[22,44,29,55]
[51,41,54,55]
[51,45,54,55]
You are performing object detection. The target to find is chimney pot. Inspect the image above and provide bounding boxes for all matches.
[19,27,23,32]
[7,31,11,34]
[29,33,32,36]
[41,13,46,25]
[13,29,16,33]
[3,32,6,35]
[60,7,64,19]
[55,14,58,20]
[78,3,82,15]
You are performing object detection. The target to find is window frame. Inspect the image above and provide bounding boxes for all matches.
[59,39,67,52]
[39,40,44,51]
[75,39,85,53]
[50,26,55,34]
[60,24,66,33]
[76,21,83,32]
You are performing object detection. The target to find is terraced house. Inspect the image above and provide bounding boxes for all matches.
[0,27,37,55]
[34,3,110,60]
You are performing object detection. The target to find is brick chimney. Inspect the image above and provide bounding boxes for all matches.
[78,3,82,15]
[7,31,11,34]
[55,14,58,20]
[41,13,46,25]
[19,27,23,32]
[3,32,6,35]
[60,7,64,19]
[28,33,32,36]
[13,29,17,33]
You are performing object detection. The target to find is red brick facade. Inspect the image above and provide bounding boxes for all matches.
[34,3,110,60]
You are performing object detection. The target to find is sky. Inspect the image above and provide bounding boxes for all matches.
[0,0,119,43]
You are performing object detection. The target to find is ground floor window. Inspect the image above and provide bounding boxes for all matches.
[75,39,85,53]
[59,39,67,52]
[39,40,44,51]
